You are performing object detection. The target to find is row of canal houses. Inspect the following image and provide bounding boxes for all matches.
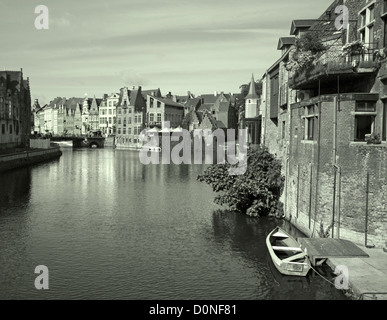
[32,86,242,149]
[252,0,387,248]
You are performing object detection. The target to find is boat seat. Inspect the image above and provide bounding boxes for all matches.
[272,246,303,253]
[283,252,307,262]
[272,232,288,238]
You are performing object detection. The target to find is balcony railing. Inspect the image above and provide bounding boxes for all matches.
[289,43,381,89]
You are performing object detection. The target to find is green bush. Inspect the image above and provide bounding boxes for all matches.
[197,147,285,217]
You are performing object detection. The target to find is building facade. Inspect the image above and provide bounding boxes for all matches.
[99,93,119,136]
[0,70,31,150]
[115,86,147,149]
[260,0,387,248]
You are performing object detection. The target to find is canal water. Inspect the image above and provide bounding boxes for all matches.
[0,148,348,300]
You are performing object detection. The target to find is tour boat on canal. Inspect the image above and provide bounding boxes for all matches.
[266,227,311,277]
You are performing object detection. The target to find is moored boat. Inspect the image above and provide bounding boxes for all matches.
[266,227,311,277]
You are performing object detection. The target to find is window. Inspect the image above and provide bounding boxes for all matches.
[128,128,131,135]
[109,109,112,115]
[157,113,161,123]
[303,104,318,141]
[123,108,127,114]
[118,128,121,134]
[359,4,376,51]
[282,121,286,140]
[118,118,121,125]
[118,108,121,115]
[157,101,161,108]
[1,124,5,134]
[123,128,126,135]
[356,101,376,112]
[355,116,374,141]
[150,98,154,108]
[9,124,12,134]
[369,5,375,23]
[123,119,126,126]
[354,101,376,141]
[150,114,154,122]
[109,117,112,124]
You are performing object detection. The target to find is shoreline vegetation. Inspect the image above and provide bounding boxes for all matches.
[197,147,285,218]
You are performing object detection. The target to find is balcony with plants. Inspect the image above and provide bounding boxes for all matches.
[287,34,383,90]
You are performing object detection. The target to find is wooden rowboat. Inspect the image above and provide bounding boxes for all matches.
[266,227,311,277]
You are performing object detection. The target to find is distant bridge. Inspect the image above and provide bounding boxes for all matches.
[51,136,105,148]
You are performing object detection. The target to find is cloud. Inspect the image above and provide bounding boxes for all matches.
[119,69,150,87]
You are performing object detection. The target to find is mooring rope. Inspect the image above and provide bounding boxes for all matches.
[309,265,337,287]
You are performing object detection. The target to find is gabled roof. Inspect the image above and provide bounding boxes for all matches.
[277,37,296,50]
[185,97,202,109]
[153,97,185,108]
[200,94,219,104]
[290,19,315,35]
[65,97,84,111]
[141,88,162,99]
[307,0,344,40]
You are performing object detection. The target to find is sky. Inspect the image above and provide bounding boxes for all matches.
[1,0,334,105]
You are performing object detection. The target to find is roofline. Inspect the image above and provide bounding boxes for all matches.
[266,46,292,75]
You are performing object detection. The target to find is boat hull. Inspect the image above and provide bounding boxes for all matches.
[266,227,311,277]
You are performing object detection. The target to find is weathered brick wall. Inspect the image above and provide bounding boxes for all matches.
[346,0,384,48]
[285,95,387,247]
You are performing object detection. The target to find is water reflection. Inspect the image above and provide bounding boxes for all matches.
[0,168,31,208]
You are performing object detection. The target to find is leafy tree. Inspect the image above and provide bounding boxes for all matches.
[197,147,284,217]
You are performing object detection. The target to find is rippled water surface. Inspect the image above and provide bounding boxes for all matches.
[0,148,348,300]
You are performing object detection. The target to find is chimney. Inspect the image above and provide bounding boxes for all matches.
[214,91,218,97]
[187,91,191,97]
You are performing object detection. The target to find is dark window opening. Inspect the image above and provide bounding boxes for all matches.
[355,115,374,141]
[1,124,5,134]
[307,118,315,140]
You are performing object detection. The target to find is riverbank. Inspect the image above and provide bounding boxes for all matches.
[0,145,62,172]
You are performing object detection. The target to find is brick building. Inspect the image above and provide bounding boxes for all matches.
[0,70,31,150]
[261,0,387,248]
